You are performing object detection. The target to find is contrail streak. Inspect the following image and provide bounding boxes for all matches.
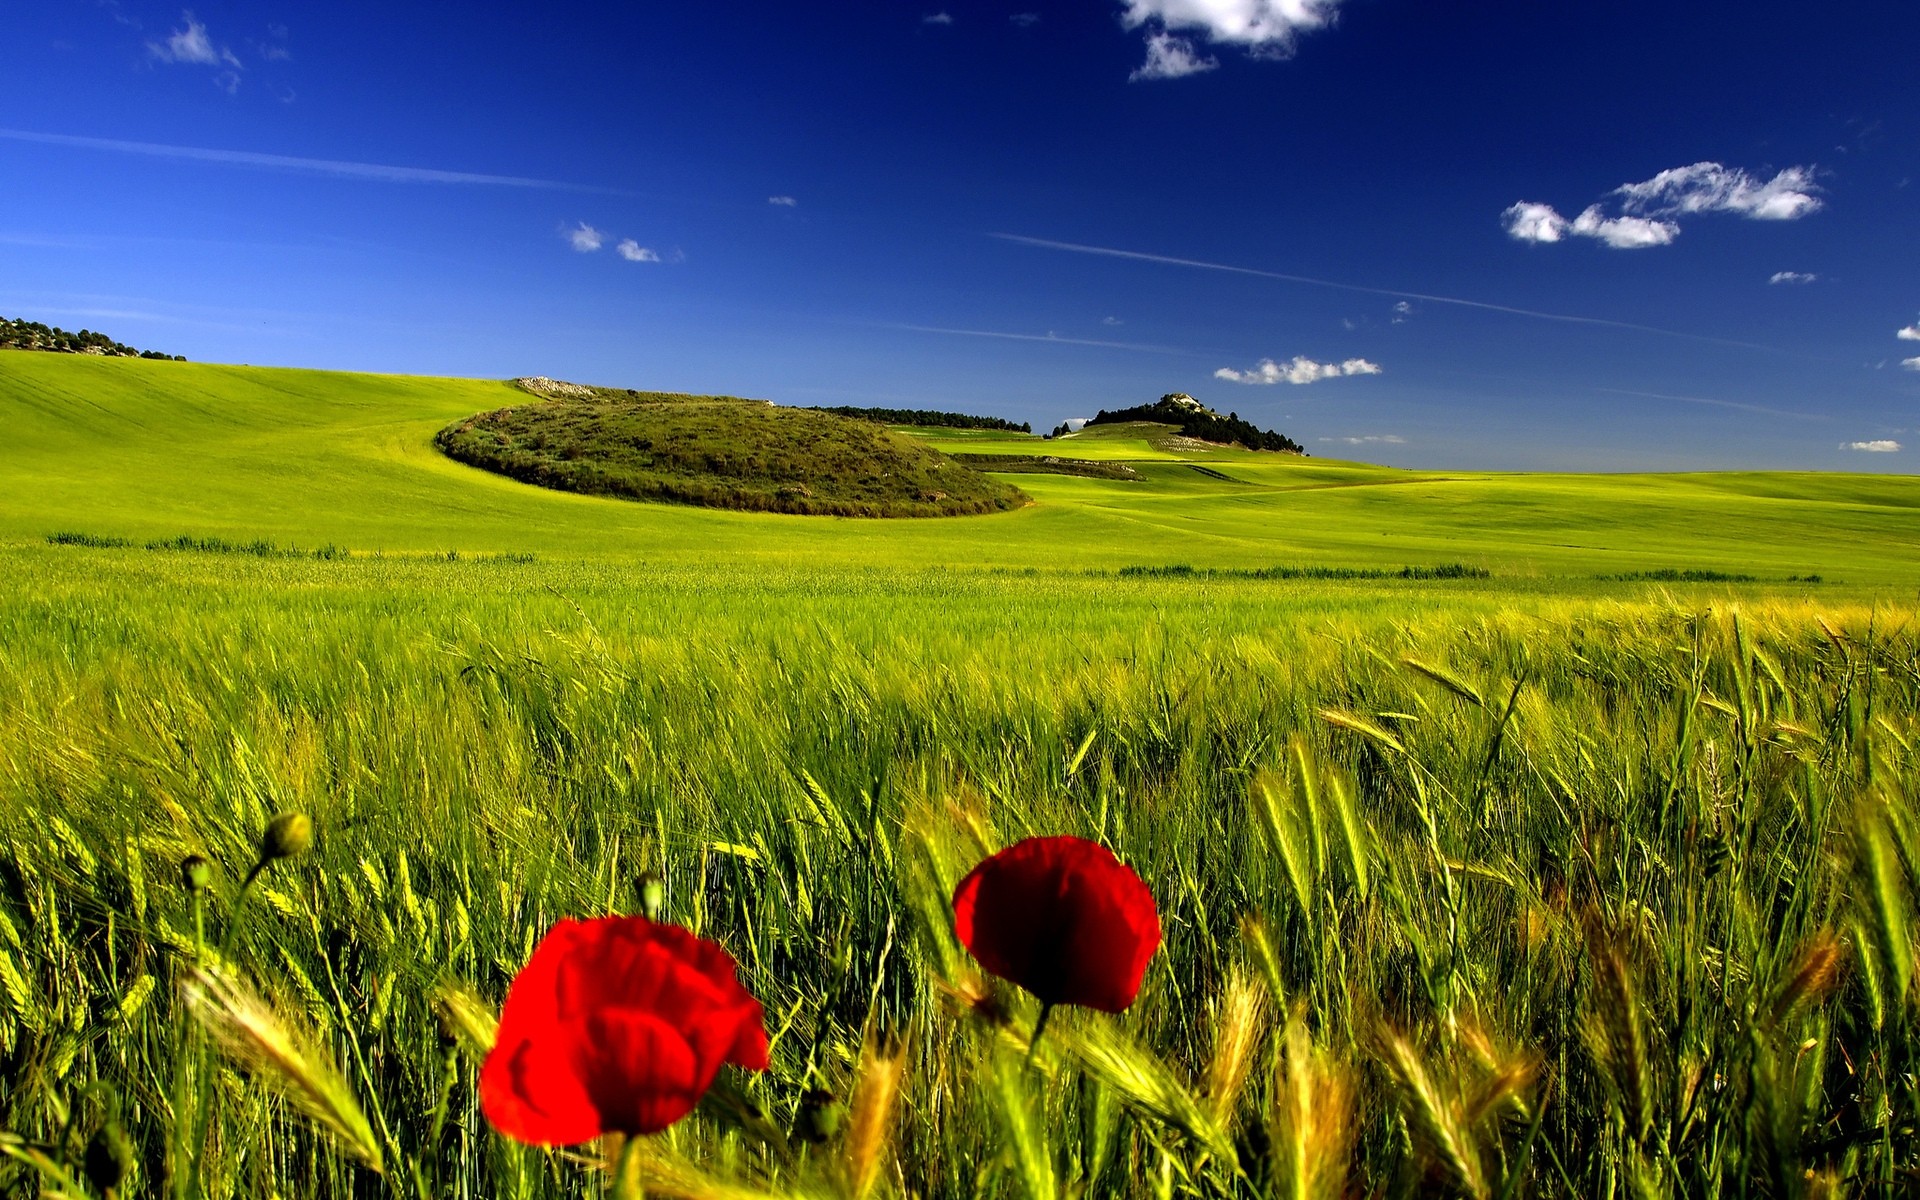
[1595,388,1825,421]
[991,233,1777,352]
[893,323,1189,354]
[0,129,611,192]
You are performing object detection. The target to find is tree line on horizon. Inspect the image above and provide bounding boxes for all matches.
[0,316,184,360]
[806,405,1030,433]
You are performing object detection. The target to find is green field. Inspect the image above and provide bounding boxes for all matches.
[3,350,1920,1198]
[5,353,1917,582]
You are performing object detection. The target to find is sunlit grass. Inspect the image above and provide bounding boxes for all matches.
[0,546,1915,1195]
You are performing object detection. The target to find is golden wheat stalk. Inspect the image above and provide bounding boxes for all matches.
[1765,932,1842,1029]
[1268,1013,1354,1200]
[431,976,500,1056]
[844,1028,908,1200]
[1377,1029,1490,1200]
[1204,966,1269,1127]
[181,965,384,1172]
[1582,932,1652,1144]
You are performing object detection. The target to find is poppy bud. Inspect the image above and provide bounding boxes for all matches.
[84,1120,134,1194]
[792,1088,843,1144]
[259,812,313,863]
[636,871,666,920]
[180,854,211,892]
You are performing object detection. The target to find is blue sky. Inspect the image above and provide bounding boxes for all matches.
[2,1,1917,470]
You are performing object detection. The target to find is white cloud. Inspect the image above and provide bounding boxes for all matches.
[1903,357,1920,371]
[1131,31,1217,80]
[1614,162,1822,221]
[1502,202,1568,244]
[1011,12,1041,27]
[565,222,604,252]
[1391,300,1412,324]
[1504,161,1820,251]
[1102,316,1124,326]
[1120,0,1343,54]
[1897,323,1920,341]
[616,239,659,263]
[1769,271,1817,285]
[923,11,953,24]
[1843,440,1901,452]
[1059,417,1090,432]
[1319,434,1407,445]
[148,12,239,67]
[1215,355,1382,384]
[1570,205,1680,249]
[768,195,797,207]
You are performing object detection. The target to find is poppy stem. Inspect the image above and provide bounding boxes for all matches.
[611,1134,645,1200]
[1026,1003,1055,1067]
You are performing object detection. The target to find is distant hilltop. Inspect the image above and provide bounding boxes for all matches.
[1064,393,1305,455]
[0,316,185,361]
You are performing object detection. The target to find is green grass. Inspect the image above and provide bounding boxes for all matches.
[436,391,1027,518]
[4,352,1920,1197]
[4,353,1918,582]
[0,549,1917,1197]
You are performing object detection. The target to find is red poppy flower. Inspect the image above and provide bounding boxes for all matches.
[952,835,1160,1013]
[480,916,768,1145]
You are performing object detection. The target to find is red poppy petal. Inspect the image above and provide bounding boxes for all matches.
[721,1001,771,1071]
[480,1021,602,1145]
[579,1009,703,1135]
[953,843,1067,1000]
[1056,865,1160,1011]
[953,836,1160,1012]
[483,915,770,1143]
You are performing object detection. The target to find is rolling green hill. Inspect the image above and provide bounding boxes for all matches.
[3,351,1918,582]
[436,390,1027,517]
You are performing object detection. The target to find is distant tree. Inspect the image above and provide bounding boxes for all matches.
[0,314,173,359]
[1085,395,1303,454]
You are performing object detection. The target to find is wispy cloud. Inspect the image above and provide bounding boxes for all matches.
[923,11,953,24]
[1011,12,1041,27]
[1770,271,1817,285]
[1102,316,1124,325]
[148,11,239,67]
[256,22,291,61]
[565,222,604,252]
[0,129,611,192]
[1504,162,1821,250]
[1391,300,1412,324]
[768,195,797,207]
[893,323,1185,354]
[1617,163,1822,221]
[1903,357,1920,371]
[1131,31,1217,80]
[994,232,1779,351]
[1320,434,1407,445]
[1216,356,1381,384]
[615,239,659,263]
[1121,0,1343,74]
[1843,440,1901,452]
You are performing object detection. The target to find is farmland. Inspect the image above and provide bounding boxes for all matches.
[2,351,1919,1197]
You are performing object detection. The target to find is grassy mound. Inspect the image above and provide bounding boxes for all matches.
[435,391,1028,517]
